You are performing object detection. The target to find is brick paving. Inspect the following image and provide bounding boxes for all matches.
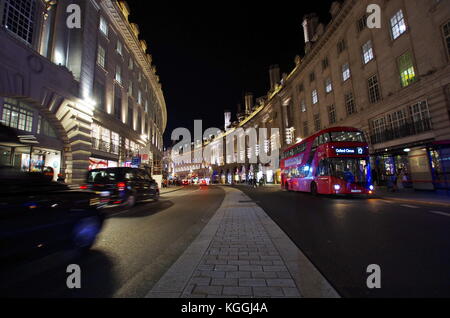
[180,200,301,298]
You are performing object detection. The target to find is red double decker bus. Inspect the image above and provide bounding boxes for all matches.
[280,127,374,195]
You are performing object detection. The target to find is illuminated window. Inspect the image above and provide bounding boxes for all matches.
[99,16,108,37]
[116,40,123,55]
[312,89,319,105]
[390,10,407,40]
[300,99,306,113]
[325,78,333,93]
[362,40,374,64]
[2,0,36,44]
[115,65,122,84]
[398,52,417,87]
[1,99,33,132]
[342,63,351,81]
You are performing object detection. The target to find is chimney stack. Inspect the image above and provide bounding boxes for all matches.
[269,65,281,91]
[302,13,319,54]
[224,110,232,131]
[237,104,245,122]
[244,92,254,115]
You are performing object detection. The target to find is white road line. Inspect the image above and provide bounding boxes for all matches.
[429,211,450,217]
[401,204,420,209]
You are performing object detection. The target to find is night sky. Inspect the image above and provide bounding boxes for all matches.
[126,1,336,146]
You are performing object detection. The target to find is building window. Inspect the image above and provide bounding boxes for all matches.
[115,65,122,84]
[362,40,374,64]
[390,9,407,40]
[443,21,450,57]
[314,114,321,132]
[111,132,120,154]
[138,90,142,105]
[303,121,309,137]
[37,116,56,138]
[145,100,149,113]
[337,39,347,54]
[128,82,133,96]
[93,81,106,111]
[368,75,381,103]
[322,57,329,70]
[342,63,351,81]
[128,102,134,128]
[312,89,319,105]
[328,105,336,124]
[1,99,34,132]
[116,40,123,55]
[409,101,432,133]
[325,78,333,93]
[2,0,36,44]
[97,45,106,68]
[129,58,134,70]
[357,14,367,33]
[345,92,356,116]
[370,101,432,144]
[398,52,417,87]
[300,99,306,113]
[99,16,108,37]
[298,83,304,93]
[309,72,315,83]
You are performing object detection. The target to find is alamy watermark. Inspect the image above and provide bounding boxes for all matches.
[171,121,280,168]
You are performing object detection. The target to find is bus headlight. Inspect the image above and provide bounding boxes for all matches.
[334,184,341,191]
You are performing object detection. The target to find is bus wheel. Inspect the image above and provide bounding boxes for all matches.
[311,182,318,196]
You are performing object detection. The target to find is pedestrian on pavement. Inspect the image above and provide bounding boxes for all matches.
[397,169,405,192]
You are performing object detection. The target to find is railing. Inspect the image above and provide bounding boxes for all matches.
[370,118,432,145]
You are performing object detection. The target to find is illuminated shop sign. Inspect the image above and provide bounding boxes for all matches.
[335,147,365,155]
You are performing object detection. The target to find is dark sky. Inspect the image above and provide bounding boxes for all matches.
[126,1,336,146]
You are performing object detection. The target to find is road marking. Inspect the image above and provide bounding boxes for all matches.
[400,204,420,209]
[429,211,450,217]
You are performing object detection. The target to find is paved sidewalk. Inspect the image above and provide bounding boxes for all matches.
[147,187,339,298]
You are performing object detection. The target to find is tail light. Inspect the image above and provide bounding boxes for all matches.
[117,182,126,191]
[80,185,88,190]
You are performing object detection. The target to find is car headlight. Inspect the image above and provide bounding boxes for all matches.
[334,184,341,191]
[369,185,374,191]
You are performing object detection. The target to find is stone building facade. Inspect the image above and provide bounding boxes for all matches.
[172,0,450,191]
[0,0,167,184]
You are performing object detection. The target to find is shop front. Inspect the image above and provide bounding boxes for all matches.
[0,144,63,182]
[372,141,450,191]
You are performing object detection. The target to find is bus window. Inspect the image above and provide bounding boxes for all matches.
[317,159,329,177]
[313,137,319,149]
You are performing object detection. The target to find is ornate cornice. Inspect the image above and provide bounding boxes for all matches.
[100,0,167,132]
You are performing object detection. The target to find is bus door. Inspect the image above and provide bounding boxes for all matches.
[304,137,319,190]
[316,159,331,193]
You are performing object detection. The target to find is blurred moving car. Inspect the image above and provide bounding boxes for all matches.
[0,166,104,263]
[182,179,189,186]
[83,167,160,208]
